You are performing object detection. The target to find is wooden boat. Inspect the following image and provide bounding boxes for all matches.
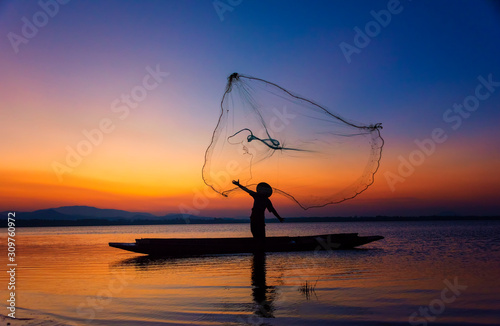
[109,233,384,256]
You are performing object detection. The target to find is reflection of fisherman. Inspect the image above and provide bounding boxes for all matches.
[251,252,275,318]
[232,180,284,239]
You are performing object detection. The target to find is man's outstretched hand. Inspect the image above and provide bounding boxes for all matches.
[232,180,240,186]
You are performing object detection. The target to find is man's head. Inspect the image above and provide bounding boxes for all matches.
[256,182,273,197]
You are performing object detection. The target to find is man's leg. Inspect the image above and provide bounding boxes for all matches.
[251,223,266,239]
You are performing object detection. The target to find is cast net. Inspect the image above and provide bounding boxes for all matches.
[202,73,384,209]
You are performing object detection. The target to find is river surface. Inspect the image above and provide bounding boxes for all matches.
[1,220,499,325]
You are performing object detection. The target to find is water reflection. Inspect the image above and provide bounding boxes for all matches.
[115,252,280,319]
[9,222,500,325]
[251,252,276,318]
[115,254,174,269]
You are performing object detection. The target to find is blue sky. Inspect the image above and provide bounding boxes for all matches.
[1,0,499,216]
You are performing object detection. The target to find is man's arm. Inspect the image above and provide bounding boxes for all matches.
[232,180,255,195]
[267,200,284,223]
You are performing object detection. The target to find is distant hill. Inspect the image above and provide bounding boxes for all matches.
[15,208,72,221]
[53,206,157,219]
[9,206,216,226]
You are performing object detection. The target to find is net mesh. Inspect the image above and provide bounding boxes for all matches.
[202,73,384,209]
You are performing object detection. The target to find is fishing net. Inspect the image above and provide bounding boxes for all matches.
[202,73,384,209]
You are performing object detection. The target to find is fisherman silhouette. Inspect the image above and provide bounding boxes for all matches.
[232,180,284,239]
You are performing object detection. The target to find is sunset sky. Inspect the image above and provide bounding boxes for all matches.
[1,0,499,217]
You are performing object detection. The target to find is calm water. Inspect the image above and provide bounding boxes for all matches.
[1,221,500,325]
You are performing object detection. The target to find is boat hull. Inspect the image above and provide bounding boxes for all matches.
[109,233,384,256]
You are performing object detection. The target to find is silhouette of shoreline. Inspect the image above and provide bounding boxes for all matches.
[1,312,70,326]
[6,213,500,228]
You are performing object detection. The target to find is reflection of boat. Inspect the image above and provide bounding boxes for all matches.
[109,233,383,256]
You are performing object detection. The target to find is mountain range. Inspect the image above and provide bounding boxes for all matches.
[4,206,216,226]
